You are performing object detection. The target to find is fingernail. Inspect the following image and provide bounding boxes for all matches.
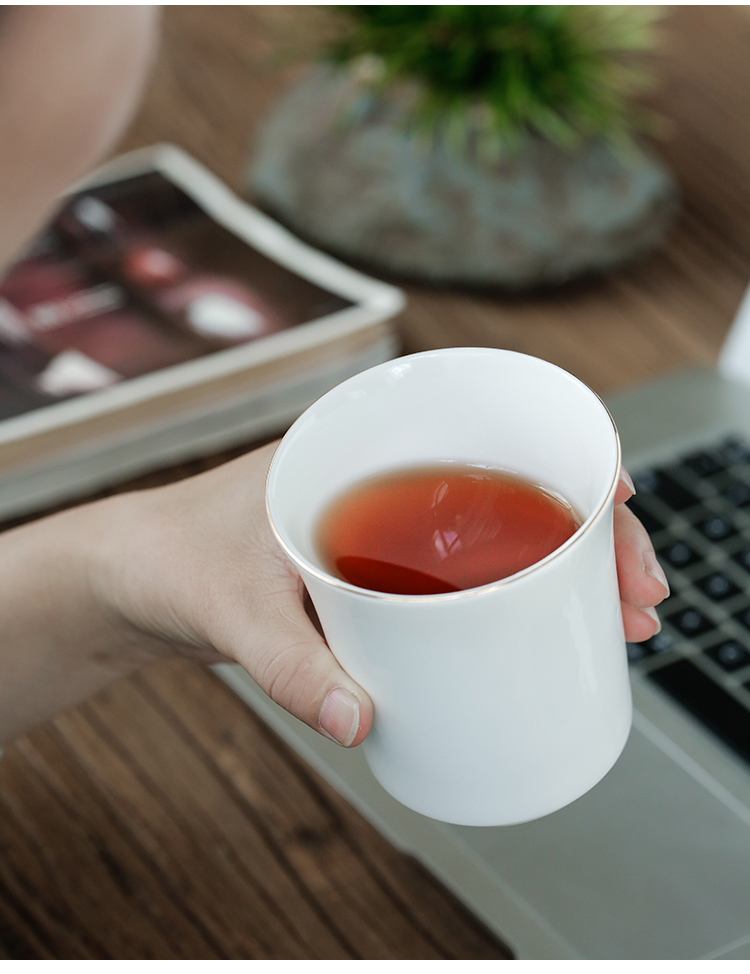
[619,468,636,495]
[640,605,662,633]
[643,550,670,597]
[319,687,360,747]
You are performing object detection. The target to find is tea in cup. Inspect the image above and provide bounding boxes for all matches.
[266,348,631,826]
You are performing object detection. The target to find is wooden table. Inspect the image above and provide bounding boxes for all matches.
[2,6,749,959]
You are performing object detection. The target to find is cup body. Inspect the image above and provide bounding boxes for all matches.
[266,348,631,826]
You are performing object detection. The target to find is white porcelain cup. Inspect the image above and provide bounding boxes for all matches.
[266,348,631,826]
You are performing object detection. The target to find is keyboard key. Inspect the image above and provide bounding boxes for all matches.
[659,540,701,569]
[627,630,674,662]
[627,641,653,662]
[696,514,736,542]
[649,660,750,765]
[681,451,726,478]
[732,547,750,574]
[695,571,741,601]
[667,607,715,637]
[721,479,750,508]
[626,498,664,536]
[722,438,750,465]
[645,631,675,653]
[733,606,750,631]
[633,469,700,511]
[632,470,659,494]
[705,640,750,671]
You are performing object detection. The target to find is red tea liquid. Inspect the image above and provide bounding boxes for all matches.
[316,464,582,595]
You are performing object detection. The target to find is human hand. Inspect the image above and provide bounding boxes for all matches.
[84,448,667,750]
[86,441,374,749]
[613,468,670,643]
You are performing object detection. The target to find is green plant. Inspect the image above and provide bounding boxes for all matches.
[327,5,662,157]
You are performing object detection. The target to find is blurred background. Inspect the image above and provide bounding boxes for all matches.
[117,5,750,397]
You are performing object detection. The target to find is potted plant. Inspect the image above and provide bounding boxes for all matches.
[249,5,676,289]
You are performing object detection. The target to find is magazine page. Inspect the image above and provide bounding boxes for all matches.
[0,169,355,422]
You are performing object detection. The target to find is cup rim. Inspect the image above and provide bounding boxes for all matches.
[266,348,622,603]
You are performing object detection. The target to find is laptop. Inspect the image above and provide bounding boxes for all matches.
[215,289,750,960]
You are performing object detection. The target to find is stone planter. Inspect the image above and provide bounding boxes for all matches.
[248,65,678,289]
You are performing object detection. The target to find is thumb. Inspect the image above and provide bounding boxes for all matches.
[235,583,373,748]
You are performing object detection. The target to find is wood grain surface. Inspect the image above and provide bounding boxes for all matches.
[1,5,749,959]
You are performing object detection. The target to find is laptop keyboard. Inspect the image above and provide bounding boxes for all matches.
[626,435,750,766]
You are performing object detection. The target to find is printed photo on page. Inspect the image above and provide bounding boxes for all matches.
[0,171,353,420]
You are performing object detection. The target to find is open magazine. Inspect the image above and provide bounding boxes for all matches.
[0,145,404,519]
